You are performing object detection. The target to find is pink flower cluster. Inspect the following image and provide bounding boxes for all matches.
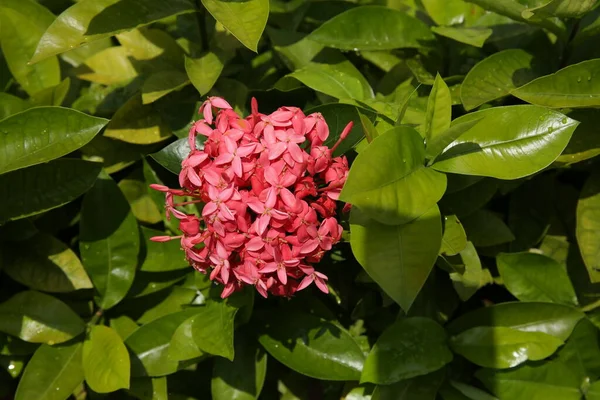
[151,97,351,299]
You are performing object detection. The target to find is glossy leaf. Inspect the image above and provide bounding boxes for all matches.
[350,206,442,311]
[441,215,467,256]
[125,308,201,377]
[449,242,493,301]
[1,232,93,292]
[0,93,26,120]
[309,6,435,51]
[0,107,108,175]
[426,118,483,162]
[185,53,224,96]
[432,106,579,179]
[589,382,600,400]
[75,46,138,85]
[461,210,515,247]
[128,377,168,400]
[576,170,600,283]
[341,127,446,225]
[424,74,452,144]
[0,159,101,224]
[522,0,598,18]
[142,70,189,104]
[431,27,492,48]
[140,227,188,272]
[461,49,540,110]
[110,316,139,341]
[201,0,268,52]
[0,291,85,344]
[362,317,452,384]
[450,326,563,368]
[104,95,172,145]
[556,109,600,165]
[119,177,162,224]
[15,341,83,400]
[439,178,497,217]
[285,60,372,100]
[31,0,196,63]
[557,319,600,382]
[211,335,267,400]
[497,252,578,305]
[83,325,130,393]
[372,369,445,400]
[0,0,60,96]
[476,360,581,400]
[512,59,600,107]
[187,301,237,360]
[422,0,480,25]
[447,302,585,341]
[80,172,140,309]
[258,312,365,381]
[464,0,566,38]
[305,103,377,156]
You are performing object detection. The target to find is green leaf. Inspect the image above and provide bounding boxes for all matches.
[150,137,192,174]
[308,6,435,51]
[80,171,140,310]
[362,317,452,384]
[201,0,268,52]
[285,60,372,100]
[431,27,492,48]
[372,369,445,400]
[128,377,168,400]
[15,341,83,400]
[258,311,365,381]
[426,118,484,163]
[185,53,224,96]
[83,325,130,393]
[268,29,325,70]
[177,301,237,360]
[522,0,598,18]
[168,313,205,363]
[461,49,546,109]
[449,241,493,301]
[476,360,581,400]
[424,74,452,144]
[350,206,442,311]
[422,0,482,26]
[497,252,578,305]
[125,308,202,377]
[341,127,446,225]
[305,103,377,156]
[441,215,467,256]
[576,170,600,283]
[463,0,566,39]
[0,291,85,344]
[439,178,497,217]
[557,319,600,382]
[0,0,60,96]
[110,316,139,341]
[589,381,600,400]
[461,210,514,247]
[557,109,600,165]
[140,227,188,272]
[119,177,162,224]
[447,302,585,341]
[28,77,71,108]
[432,105,579,179]
[31,0,196,63]
[0,159,101,224]
[137,287,197,324]
[104,95,172,145]
[0,107,108,175]
[82,135,164,174]
[142,70,189,104]
[1,232,93,292]
[440,380,498,400]
[512,59,600,108]
[75,46,138,85]
[0,93,26,120]
[211,335,267,400]
[450,326,563,369]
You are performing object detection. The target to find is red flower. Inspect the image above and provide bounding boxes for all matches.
[151,97,351,298]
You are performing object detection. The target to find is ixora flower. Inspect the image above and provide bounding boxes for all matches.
[151,96,352,299]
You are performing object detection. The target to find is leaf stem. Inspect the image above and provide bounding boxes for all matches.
[579,299,600,313]
[196,1,209,52]
[87,308,104,327]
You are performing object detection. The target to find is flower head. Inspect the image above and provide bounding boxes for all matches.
[151,97,350,298]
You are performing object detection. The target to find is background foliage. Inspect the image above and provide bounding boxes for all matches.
[1,0,600,399]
